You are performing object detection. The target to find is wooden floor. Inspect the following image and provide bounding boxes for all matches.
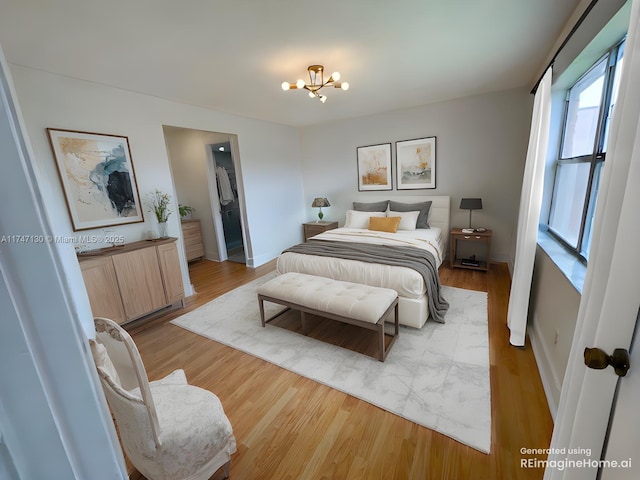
[126,259,553,480]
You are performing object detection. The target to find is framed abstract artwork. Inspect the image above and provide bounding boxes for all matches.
[356,143,392,191]
[396,136,436,189]
[47,129,145,231]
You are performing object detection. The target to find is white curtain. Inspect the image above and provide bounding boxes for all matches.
[507,68,552,347]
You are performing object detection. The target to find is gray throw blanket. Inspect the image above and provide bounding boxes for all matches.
[283,240,449,323]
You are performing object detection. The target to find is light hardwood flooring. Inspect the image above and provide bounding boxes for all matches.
[126,260,553,480]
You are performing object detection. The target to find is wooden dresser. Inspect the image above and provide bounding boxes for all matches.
[181,219,205,262]
[78,238,184,325]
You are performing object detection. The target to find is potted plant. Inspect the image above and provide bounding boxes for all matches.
[147,190,172,238]
[179,204,195,220]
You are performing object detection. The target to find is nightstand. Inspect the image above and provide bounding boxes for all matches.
[450,228,492,272]
[303,221,338,241]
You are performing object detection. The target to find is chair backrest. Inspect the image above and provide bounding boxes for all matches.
[91,317,162,448]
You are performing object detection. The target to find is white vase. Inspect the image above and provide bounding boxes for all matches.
[157,221,168,239]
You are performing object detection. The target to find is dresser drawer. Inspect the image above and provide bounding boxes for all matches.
[181,219,204,261]
[185,243,205,260]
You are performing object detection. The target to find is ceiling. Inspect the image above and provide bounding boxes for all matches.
[0,0,582,127]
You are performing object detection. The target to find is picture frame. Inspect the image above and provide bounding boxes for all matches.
[356,143,392,191]
[47,128,145,231]
[395,136,436,190]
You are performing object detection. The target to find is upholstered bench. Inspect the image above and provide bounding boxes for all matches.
[257,272,399,361]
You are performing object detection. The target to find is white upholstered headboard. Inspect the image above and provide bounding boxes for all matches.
[423,195,450,252]
[424,195,450,236]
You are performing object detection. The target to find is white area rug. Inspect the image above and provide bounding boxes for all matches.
[171,273,491,453]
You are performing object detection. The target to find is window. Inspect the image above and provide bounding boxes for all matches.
[547,40,625,261]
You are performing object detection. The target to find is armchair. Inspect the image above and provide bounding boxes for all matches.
[90,317,236,480]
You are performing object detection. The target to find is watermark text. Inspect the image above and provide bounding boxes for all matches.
[1,234,124,245]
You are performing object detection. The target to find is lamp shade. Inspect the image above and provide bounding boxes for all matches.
[459,198,482,210]
[312,197,330,208]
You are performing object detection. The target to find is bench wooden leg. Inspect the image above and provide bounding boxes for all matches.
[378,323,385,361]
[301,310,308,335]
[378,300,400,362]
[259,296,266,327]
[394,302,399,336]
[258,294,291,327]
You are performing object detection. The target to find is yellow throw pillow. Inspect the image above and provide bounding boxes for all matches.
[369,216,401,233]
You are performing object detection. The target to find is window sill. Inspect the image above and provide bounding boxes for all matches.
[537,227,586,294]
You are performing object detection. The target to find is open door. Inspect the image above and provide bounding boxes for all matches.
[598,317,638,479]
[209,141,246,264]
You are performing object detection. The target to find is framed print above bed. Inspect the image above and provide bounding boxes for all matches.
[47,128,145,231]
[396,136,436,189]
[356,143,392,191]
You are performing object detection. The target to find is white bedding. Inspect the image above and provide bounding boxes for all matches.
[276,227,444,299]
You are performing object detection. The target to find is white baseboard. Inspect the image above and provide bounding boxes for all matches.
[490,251,514,274]
[246,250,280,268]
[204,250,221,262]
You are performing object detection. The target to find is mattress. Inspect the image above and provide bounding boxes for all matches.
[276,227,444,299]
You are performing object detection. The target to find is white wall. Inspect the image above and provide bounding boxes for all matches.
[0,423,19,480]
[299,88,533,265]
[0,47,126,478]
[529,248,581,417]
[9,65,304,278]
[164,126,228,261]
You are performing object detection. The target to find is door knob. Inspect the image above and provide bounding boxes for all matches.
[584,347,630,377]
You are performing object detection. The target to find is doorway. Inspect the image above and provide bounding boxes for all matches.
[210,142,246,264]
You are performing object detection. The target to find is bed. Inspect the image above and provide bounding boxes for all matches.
[276,196,450,329]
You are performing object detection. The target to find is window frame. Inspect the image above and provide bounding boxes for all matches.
[547,38,625,262]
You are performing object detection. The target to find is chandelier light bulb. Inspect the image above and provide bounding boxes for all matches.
[282,65,348,102]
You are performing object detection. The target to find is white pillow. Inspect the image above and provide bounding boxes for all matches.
[344,210,386,229]
[388,210,420,231]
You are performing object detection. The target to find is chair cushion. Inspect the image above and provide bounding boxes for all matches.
[90,340,121,386]
[128,369,188,398]
[143,384,237,479]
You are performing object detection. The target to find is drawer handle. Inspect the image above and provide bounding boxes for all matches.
[464,235,471,239]
[475,235,481,239]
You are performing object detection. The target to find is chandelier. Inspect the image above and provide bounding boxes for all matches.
[281,65,349,103]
